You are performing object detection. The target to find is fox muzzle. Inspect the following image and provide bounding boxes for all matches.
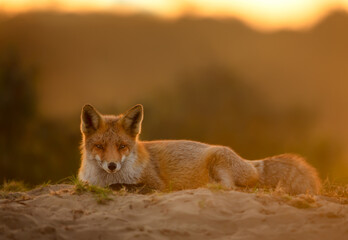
[107,162,121,172]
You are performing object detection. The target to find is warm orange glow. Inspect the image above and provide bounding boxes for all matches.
[1,0,348,30]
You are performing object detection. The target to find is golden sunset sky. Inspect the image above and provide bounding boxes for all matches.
[1,0,348,30]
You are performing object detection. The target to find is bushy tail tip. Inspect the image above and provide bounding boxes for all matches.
[249,154,321,195]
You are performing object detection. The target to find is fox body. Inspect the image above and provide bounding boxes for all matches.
[79,104,321,194]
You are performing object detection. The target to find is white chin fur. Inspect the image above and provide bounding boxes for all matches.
[83,151,141,185]
[115,162,121,171]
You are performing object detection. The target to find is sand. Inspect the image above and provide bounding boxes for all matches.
[0,184,348,240]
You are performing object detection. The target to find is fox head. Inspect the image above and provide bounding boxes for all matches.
[80,104,143,173]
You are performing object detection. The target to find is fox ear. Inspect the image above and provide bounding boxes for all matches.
[81,104,102,134]
[121,104,144,137]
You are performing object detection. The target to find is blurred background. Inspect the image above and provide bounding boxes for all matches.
[1,0,348,185]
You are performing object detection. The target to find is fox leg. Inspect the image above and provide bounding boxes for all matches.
[212,167,235,189]
[205,146,259,188]
[140,165,166,191]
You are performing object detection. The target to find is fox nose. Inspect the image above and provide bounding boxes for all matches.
[108,162,116,171]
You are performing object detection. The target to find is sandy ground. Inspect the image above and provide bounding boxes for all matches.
[0,184,348,240]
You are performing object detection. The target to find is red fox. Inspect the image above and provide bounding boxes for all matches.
[78,104,321,194]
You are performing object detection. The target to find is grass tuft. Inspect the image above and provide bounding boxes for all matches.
[321,179,348,204]
[69,176,113,204]
[1,180,28,192]
[89,185,113,204]
[35,180,52,189]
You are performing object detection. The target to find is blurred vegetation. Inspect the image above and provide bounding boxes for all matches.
[0,51,346,184]
[0,49,80,184]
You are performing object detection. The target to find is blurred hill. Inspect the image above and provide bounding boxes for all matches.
[0,11,347,139]
[0,11,347,183]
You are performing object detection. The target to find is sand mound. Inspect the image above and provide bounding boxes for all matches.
[1,184,348,240]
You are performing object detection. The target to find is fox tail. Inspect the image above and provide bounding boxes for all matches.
[248,154,321,194]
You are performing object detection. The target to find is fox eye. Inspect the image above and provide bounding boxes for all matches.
[95,144,104,150]
[119,144,126,150]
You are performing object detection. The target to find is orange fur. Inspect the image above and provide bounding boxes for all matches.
[78,104,321,194]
